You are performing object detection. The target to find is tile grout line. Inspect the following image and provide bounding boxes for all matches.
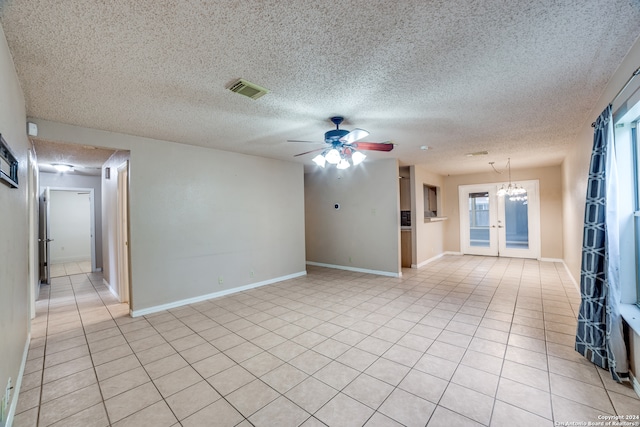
[22,256,636,427]
[35,281,52,427]
[72,273,114,427]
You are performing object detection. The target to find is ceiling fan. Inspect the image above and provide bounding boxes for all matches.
[289,116,394,169]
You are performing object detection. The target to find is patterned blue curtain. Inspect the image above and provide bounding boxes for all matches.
[575,104,628,382]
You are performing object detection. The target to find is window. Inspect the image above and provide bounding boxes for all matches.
[613,83,640,307]
[632,121,640,307]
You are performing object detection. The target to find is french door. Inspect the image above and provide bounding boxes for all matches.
[459,181,540,258]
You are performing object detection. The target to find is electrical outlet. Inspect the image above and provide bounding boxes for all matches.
[218,276,223,284]
[349,256,352,263]
[250,270,254,278]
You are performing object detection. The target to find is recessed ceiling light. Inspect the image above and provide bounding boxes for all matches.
[420,145,430,150]
[51,163,74,172]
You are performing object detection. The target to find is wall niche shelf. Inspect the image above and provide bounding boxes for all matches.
[424,216,448,223]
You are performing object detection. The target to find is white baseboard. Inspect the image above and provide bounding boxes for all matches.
[412,253,446,269]
[103,278,119,301]
[5,333,30,427]
[561,260,580,293]
[444,251,463,256]
[130,271,308,318]
[305,262,401,278]
[50,256,92,264]
[535,258,580,293]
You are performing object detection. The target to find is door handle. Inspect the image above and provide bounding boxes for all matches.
[497,226,504,228]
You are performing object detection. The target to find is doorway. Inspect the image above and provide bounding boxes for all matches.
[39,187,96,281]
[459,181,540,258]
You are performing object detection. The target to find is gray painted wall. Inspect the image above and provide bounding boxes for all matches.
[304,158,401,275]
[0,24,32,425]
[31,119,307,313]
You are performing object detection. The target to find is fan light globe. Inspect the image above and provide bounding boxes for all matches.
[351,151,366,165]
[325,149,341,164]
[336,158,350,169]
[312,154,326,168]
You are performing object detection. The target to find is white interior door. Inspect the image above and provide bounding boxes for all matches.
[459,181,540,259]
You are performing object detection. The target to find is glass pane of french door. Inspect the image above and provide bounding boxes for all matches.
[468,192,490,247]
[504,193,529,249]
[497,182,539,258]
[459,185,498,256]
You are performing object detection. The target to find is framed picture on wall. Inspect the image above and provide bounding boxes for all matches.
[0,133,19,188]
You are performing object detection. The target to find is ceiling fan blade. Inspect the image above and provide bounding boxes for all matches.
[293,148,325,157]
[287,139,323,144]
[339,128,369,144]
[353,141,394,152]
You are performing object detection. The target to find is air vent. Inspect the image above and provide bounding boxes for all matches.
[228,79,269,100]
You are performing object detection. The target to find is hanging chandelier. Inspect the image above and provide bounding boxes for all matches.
[311,146,366,170]
[496,158,527,201]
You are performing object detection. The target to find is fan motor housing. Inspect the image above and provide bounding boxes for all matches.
[325,129,349,144]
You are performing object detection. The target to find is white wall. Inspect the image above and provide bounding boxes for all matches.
[0,24,32,425]
[48,190,92,263]
[40,172,103,268]
[411,165,445,266]
[305,158,401,276]
[31,119,307,313]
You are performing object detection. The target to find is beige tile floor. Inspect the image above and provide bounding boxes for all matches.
[50,261,92,278]
[12,255,640,427]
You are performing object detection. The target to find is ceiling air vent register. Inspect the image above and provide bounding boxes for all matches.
[228,79,269,100]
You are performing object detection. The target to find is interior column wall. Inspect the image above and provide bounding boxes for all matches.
[410,165,445,266]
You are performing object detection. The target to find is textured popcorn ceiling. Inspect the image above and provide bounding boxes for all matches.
[2,0,640,175]
[32,139,116,175]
